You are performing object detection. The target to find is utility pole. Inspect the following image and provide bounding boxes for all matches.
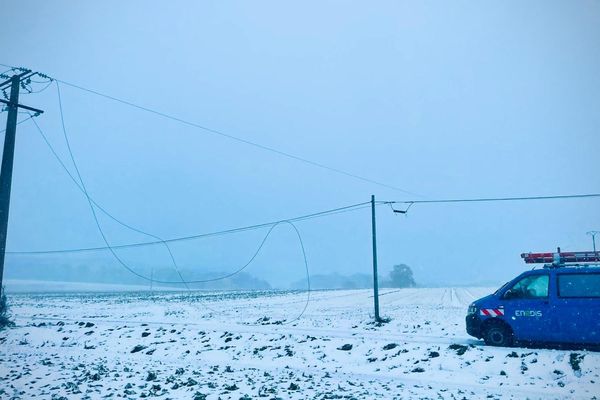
[371,194,381,322]
[588,231,599,253]
[0,72,44,292]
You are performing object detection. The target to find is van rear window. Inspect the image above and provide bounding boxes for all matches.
[558,274,600,298]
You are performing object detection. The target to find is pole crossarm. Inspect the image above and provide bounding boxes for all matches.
[0,98,44,115]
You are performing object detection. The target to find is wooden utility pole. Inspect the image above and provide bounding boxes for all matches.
[0,73,44,292]
[371,194,381,322]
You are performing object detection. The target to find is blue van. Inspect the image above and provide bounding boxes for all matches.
[466,251,600,346]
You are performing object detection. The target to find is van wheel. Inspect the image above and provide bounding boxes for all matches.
[483,324,513,347]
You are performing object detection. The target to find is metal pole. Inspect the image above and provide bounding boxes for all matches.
[587,231,599,253]
[0,76,20,291]
[371,195,380,322]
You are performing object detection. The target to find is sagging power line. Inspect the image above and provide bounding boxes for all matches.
[25,99,313,320]
[7,197,370,256]
[54,81,194,291]
[31,82,312,321]
[30,112,191,290]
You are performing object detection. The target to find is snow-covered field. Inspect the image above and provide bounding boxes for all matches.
[1,287,598,399]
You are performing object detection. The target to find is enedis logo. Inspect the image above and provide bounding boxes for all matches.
[515,310,543,317]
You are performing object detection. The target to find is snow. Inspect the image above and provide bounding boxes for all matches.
[1,287,598,399]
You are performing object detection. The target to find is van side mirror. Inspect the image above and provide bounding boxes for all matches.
[503,289,517,299]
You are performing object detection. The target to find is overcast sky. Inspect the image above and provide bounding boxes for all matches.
[1,1,599,287]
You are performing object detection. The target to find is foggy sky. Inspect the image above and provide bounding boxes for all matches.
[1,1,599,288]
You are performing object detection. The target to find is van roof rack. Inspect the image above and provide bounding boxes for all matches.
[541,263,600,269]
[521,247,600,267]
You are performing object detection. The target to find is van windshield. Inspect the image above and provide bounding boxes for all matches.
[503,274,549,299]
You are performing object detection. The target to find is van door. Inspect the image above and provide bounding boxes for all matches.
[555,272,600,344]
[501,273,554,342]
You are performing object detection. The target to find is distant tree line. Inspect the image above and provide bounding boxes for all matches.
[5,257,271,290]
[7,257,416,291]
[291,263,417,290]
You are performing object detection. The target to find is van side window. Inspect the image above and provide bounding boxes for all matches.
[558,274,600,298]
[503,275,549,299]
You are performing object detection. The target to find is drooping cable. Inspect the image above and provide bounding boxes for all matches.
[29,113,190,292]
[50,82,312,322]
[31,113,310,317]
[279,220,310,325]
[56,81,190,290]
[55,80,167,285]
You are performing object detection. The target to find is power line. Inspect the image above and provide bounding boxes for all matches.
[0,61,422,195]
[8,200,370,255]
[9,107,370,258]
[12,192,599,255]
[0,115,35,134]
[45,73,420,196]
[130,218,311,314]
[383,193,600,205]
[20,80,54,95]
